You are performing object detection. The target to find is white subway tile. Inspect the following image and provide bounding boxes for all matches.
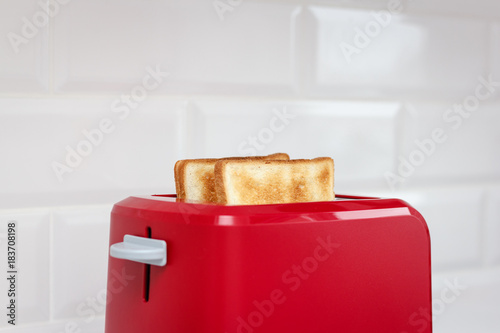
[492,23,500,99]
[303,6,489,99]
[405,0,500,19]
[54,0,299,95]
[52,206,111,320]
[0,98,183,208]
[188,100,401,190]
[484,185,500,265]
[313,0,395,9]
[0,0,49,93]
[395,187,484,271]
[0,210,50,326]
[396,102,500,188]
[316,1,500,20]
[431,268,500,333]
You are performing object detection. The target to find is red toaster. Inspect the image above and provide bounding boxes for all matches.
[104,194,432,333]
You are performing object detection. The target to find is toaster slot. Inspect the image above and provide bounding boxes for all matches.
[143,226,152,302]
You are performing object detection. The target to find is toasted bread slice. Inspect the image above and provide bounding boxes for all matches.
[215,157,334,205]
[175,153,290,203]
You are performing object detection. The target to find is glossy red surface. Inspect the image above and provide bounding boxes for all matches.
[105,195,432,333]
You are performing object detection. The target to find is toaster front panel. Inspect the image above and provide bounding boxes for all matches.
[105,206,431,333]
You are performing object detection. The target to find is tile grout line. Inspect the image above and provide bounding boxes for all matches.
[479,187,491,268]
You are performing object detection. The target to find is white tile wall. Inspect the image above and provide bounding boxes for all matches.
[405,0,500,19]
[1,0,499,331]
[52,206,110,320]
[484,186,500,265]
[314,0,400,10]
[0,98,183,208]
[187,100,401,190]
[54,0,300,96]
[0,210,50,327]
[396,102,500,188]
[303,6,489,99]
[0,0,49,93]
[492,22,500,98]
[316,0,500,19]
[431,268,500,333]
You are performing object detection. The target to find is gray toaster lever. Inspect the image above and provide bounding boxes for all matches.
[110,234,167,266]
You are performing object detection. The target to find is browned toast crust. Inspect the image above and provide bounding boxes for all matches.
[174,159,185,199]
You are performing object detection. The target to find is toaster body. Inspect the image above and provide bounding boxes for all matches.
[105,195,432,333]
